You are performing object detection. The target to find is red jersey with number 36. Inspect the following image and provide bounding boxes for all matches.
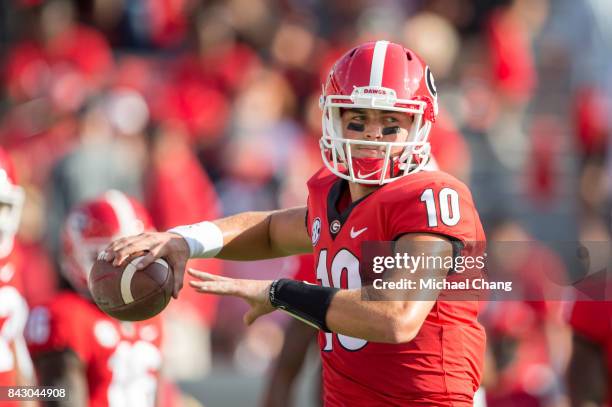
[26,291,164,407]
[306,167,486,406]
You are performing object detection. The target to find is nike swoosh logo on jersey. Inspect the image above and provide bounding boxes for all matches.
[357,169,382,178]
[350,227,368,238]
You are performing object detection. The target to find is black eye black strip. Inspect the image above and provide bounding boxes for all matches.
[382,126,400,135]
[347,122,365,131]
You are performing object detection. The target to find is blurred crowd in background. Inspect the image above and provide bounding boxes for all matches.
[1,0,611,406]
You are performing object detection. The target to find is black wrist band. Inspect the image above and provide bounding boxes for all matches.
[269,279,339,332]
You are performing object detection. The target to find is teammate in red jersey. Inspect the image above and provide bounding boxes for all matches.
[0,148,33,388]
[103,41,487,405]
[26,190,165,407]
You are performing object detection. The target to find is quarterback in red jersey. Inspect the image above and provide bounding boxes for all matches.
[306,167,485,405]
[0,148,32,388]
[104,41,486,405]
[26,191,165,407]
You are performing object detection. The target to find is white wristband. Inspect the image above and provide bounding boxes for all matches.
[167,221,224,258]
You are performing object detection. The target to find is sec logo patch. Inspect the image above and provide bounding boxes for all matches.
[311,217,321,246]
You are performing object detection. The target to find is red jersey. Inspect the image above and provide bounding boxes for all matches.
[292,255,316,284]
[306,167,486,406]
[569,300,612,406]
[0,252,30,387]
[26,291,164,407]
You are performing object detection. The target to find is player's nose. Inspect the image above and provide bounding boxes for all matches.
[364,123,384,140]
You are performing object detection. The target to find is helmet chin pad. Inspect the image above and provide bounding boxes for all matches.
[351,157,400,181]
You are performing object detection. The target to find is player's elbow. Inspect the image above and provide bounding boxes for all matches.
[386,324,418,344]
[381,315,420,344]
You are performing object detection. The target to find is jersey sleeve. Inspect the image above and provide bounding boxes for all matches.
[25,299,93,363]
[382,173,482,244]
[291,255,316,284]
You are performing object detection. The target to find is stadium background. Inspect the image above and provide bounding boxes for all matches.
[1,0,611,405]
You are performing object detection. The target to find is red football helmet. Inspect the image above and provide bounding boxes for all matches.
[61,190,154,295]
[320,40,438,184]
[0,148,25,259]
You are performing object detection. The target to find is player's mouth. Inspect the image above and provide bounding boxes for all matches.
[355,147,385,158]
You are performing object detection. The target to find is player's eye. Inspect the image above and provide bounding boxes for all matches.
[383,116,399,124]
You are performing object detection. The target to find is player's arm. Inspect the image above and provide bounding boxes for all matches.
[314,233,449,343]
[33,350,88,407]
[189,233,451,344]
[568,333,607,406]
[104,206,311,296]
[213,207,312,260]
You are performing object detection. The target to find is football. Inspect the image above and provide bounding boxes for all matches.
[89,255,174,321]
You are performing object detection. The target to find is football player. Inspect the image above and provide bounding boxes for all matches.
[26,190,165,407]
[104,41,487,405]
[0,147,33,388]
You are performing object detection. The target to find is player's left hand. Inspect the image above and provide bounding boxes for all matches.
[187,269,275,325]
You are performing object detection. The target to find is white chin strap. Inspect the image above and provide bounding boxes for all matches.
[319,92,432,185]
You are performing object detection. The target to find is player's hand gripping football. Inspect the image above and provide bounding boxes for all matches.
[102,232,190,298]
[188,269,275,325]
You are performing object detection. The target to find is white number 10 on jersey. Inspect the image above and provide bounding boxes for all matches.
[420,188,461,227]
[315,249,368,352]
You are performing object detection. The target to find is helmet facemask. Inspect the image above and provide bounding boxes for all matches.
[320,86,432,185]
[0,178,24,259]
[62,233,110,297]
